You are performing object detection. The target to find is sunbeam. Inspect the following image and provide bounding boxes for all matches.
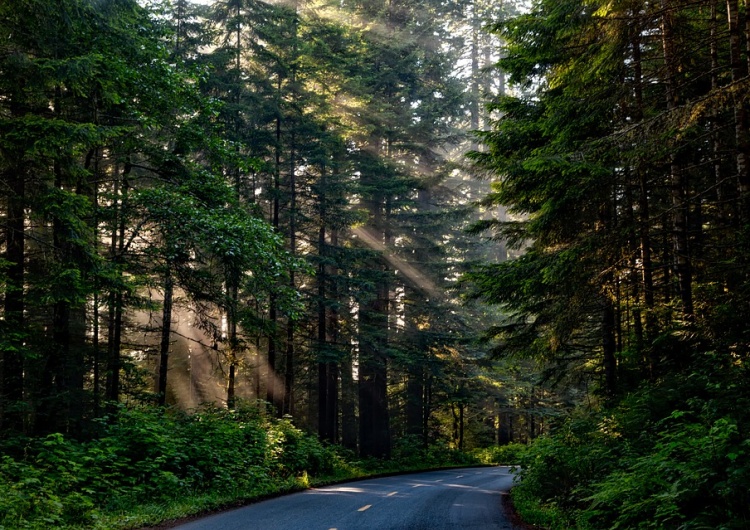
[352,226,441,300]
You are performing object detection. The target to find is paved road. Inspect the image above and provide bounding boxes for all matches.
[174,466,518,530]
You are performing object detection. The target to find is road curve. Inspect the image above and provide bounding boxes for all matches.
[174,466,518,530]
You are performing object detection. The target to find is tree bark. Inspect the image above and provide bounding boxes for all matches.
[497,398,511,445]
[106,164,129,405]
[1,164,25,432]
[358,170,391,457]
[458,402,465,451]
[405,366,425,442]
[157,264,173,406]
[226,270,239,410]
[602,292,618,396]
[267,293,279,413]
[358,239,390,455]
[661,1,695,323]
[317,208,333,440]
[284,112,297,418]
[358,280,390,457]
[630,16,657,349]
[266,75,283,415]
[727,0,750,215]
[340,355,358,450]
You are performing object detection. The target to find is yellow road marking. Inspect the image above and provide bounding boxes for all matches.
[358,504,372,512]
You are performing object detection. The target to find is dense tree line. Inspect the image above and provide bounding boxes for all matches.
[468,0,750,527]
[0,0,540,458]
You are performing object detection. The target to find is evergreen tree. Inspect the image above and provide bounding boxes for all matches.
[468,0,750,525]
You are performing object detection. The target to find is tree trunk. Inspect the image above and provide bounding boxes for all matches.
[48,155,74,433]
[253,304,261,402]
[283,0,302,420]
[358,283,390,457]
[625,181,644,351]
[630,16,657,351]
[106,287,124,406]
[404,282,426,444]
[340,355,358,450]
[226,271,239,410]
[157,264,173,406]
[602,293,618,396]
[1,165,25,432]
[93,289,101,417]
[451,402,459,445]
[497,399,511,445]
[284,121,297,418]
[423,373,432,444]
[317,218,333,440]
[358,223,390,458]
[728,0,750,215]
[106,165,129,405]
[458,402,465,451]
[711,0,724,202]
[318,357,339,443]
[267,293,279,413]
[358,174,391,457]
[284,324,294,416]
[661,1,695,324]
[405,367,425,442]
[266,78,283,415]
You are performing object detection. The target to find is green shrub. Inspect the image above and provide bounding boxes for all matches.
[472,443,528,465]
[389,436,478,469]
[267,418,337,477]
[513,360,750,530]
[584,414,750,529]
[0,404,353,529]
[425,441,478,467]
[0,403,487,529]
[0,455,63,529]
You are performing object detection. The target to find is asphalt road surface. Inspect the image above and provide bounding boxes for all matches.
[174,466,518,530]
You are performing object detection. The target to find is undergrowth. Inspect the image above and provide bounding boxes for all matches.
[472,443,528,465]
[510,352,750,530]
[0,404,480,529]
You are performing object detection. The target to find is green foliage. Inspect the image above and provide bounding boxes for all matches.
[387,436,479,469]
[472,443,528,465]
[0,405,484,529]
[470,0,750,527]
[513,358,750,529]
[0,405,338,529]
[268,418,338,477]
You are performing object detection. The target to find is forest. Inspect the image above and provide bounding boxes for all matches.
[1,0,750,528]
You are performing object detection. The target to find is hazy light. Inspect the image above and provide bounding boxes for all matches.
[352,226,440,300]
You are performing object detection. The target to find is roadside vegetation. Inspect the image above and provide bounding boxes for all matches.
[508,356,750,530]
[0,403,487,530]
